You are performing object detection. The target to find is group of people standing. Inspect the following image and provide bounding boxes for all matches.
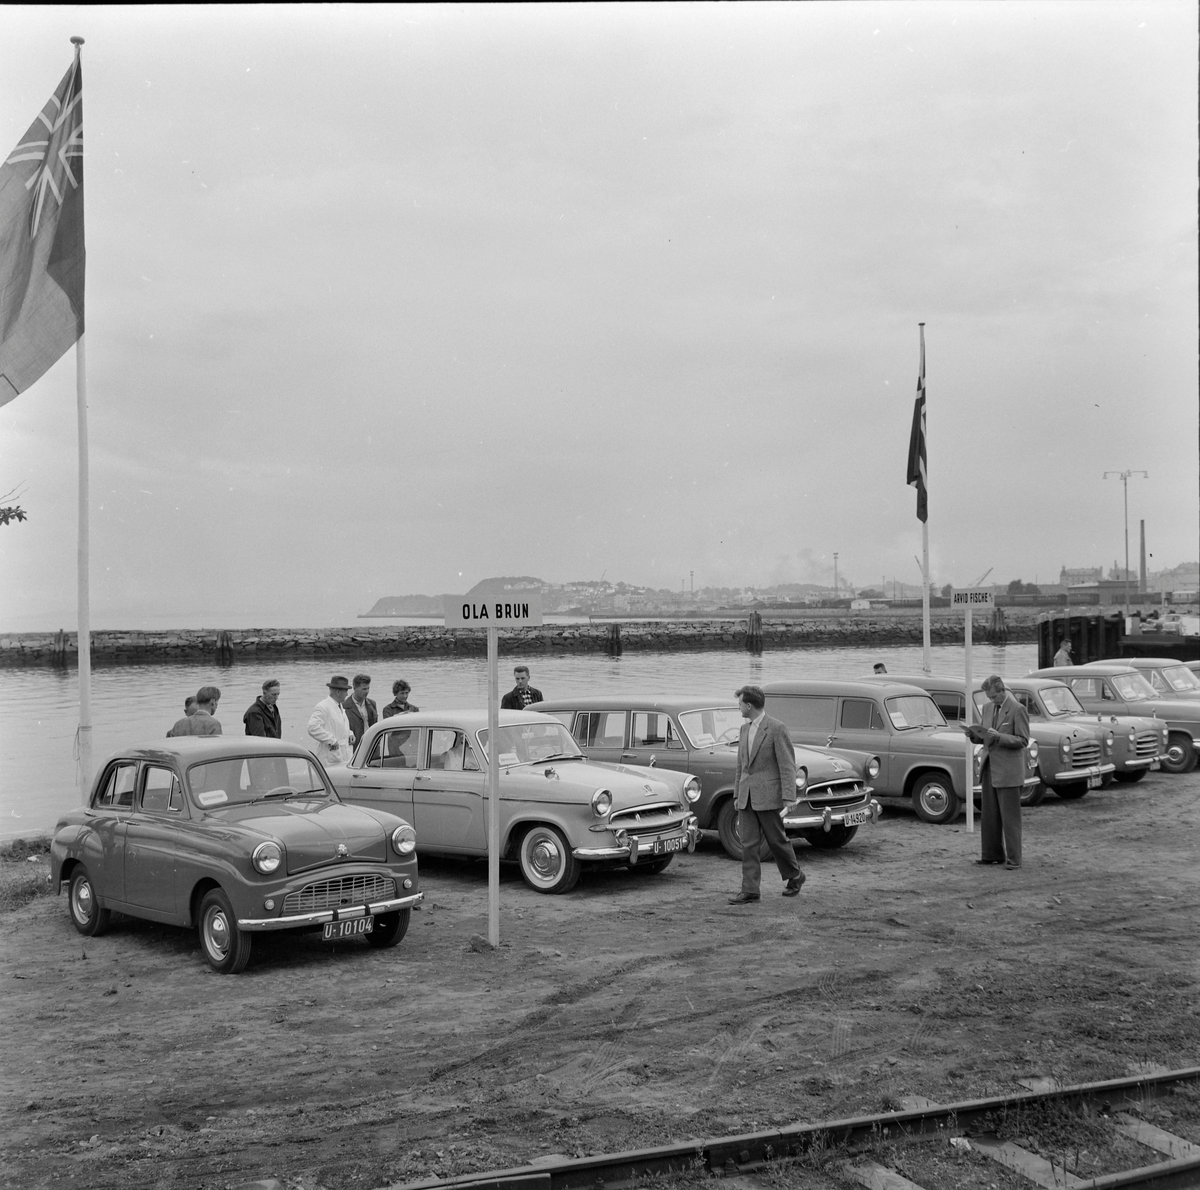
[164,665,543,768]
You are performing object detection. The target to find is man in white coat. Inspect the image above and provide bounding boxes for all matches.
[308,675,354,766]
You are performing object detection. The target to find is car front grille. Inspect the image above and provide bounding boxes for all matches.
[1133,732,1160,758]
[807,781,868,808]
[609,803,685,832]
[283,873,396,915]
[1070,741,1102,768]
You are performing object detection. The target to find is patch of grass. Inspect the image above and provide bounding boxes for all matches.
[0,837,53,913]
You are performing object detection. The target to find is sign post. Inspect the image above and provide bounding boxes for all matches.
[444,585,543,948]
[951,588,994,832]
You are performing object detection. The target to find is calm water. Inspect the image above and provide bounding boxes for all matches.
[0,641,1036,840]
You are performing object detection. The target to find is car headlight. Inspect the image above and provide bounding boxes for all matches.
[1028,740,1039,762]
[391,824,417,855]
[1104,730,1114,749]
[866,757,881,780]
[1060,739,1072,756]
[252,841,283,875]
[591,788,613,817]
[1162,729,1170,745]
[683,777,701,804]
[794,767,808,792]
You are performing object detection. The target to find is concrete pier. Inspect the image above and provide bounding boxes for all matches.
[0,609,1037,667]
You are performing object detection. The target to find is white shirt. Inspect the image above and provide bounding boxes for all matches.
[308,696,352,766]
[746,709,765,755]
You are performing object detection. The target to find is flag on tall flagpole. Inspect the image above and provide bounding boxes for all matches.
[0,50,85,404]
[905,323,927,523]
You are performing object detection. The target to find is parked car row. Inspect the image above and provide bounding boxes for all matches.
[50,662,1187,975]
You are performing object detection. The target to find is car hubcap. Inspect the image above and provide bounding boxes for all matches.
[529,835,562,880]
[73,880,92,920]
[1167,743,1186,766]
[923,785,949,814]
[206,910,230,957]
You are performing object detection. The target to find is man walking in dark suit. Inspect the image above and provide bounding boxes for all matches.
[343,673,378,751]
[243,679,282,737]
[976,674,1029,870]
[728,685,805,904]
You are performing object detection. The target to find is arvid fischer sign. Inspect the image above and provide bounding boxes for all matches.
[951,588,995,609]
[444,584,544,628]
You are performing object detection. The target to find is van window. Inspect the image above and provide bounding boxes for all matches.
[766,696,837,734]
[840,699,885,730]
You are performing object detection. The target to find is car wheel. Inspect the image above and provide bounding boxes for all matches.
[1161,733,1198,774]
[636,855,675,875]
[68,866,111,937]
[911,774,960,824]
[714,799,772,860]
[365,908,410,949]
[1053,783,1088,800]
[198,888,253,974]
[518,824,581,894]
[801,824,859,849]
[1021,782,1049,807]
[1113,768,1147,784]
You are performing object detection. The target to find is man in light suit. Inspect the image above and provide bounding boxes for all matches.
[728,685,805,904]
[977,674,1030,869]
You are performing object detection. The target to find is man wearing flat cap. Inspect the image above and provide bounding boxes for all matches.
[308,675,354,767]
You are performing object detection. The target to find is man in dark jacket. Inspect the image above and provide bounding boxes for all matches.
[343,673,377,748]
[243,679,282,738]
[381,679,419,718]
[500,665,544,710]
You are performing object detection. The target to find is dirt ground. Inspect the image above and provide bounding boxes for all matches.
[2,769,1199,1190]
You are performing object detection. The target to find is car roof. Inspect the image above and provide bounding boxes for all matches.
[531,695,734,713]
[761,679,934,697]
[868,673,1068,694]
[100,736,315,766]
[1033,664,1140,678]
[1092,656,1189,668]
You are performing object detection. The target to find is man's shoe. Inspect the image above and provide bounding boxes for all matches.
[782,874,806,897]
[1005,862,1022,870]
[727,891,760,904]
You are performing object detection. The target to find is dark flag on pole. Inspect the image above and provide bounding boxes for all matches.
[906,325,927,523]
[0,52,85,406]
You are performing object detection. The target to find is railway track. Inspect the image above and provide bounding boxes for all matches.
[380,1066,1200,1190]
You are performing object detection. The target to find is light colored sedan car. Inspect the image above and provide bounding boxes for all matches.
[327,710,701,894]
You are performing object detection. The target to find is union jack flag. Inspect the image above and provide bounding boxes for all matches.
[0,49,85,405]
[906,324,927,523]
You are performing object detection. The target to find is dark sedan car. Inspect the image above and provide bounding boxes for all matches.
[51,737,423,973]
[531,695,881,858]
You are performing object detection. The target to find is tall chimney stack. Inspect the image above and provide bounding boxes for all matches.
[1139,520,1147,594]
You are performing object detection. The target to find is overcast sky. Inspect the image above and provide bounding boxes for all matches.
[0,2,1195,630]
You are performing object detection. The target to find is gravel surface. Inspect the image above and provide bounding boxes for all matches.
[2,767,1197,1190]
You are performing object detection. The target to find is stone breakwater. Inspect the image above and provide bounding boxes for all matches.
[0,614,1035,667]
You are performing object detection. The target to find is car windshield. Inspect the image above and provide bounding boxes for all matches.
[884,695,946,730]
[1160,665,1200,693]
[678,707,742,747]
[477,721,583,767]
[1111,673,1156,701]
[1039,685,1085,716]
[187,755,331,808]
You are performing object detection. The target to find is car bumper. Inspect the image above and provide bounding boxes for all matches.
[1115,756,1161,771]
[573,818,701,862]
[1049,763,1116,783]
[781,799,882,831]
[237,890,424,932]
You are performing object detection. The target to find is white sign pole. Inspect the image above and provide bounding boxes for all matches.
[444,584,543,952]
[964,603,974,833]
[952,588,993,833]
[487,625,500,948]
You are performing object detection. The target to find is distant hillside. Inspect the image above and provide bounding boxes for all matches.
[361,577,548,618]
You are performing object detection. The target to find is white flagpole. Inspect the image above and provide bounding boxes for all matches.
[72,35,91,801]
[76,330,91,801]
[919,323,931,673]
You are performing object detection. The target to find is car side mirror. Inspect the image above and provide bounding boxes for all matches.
[648,755,657,767]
